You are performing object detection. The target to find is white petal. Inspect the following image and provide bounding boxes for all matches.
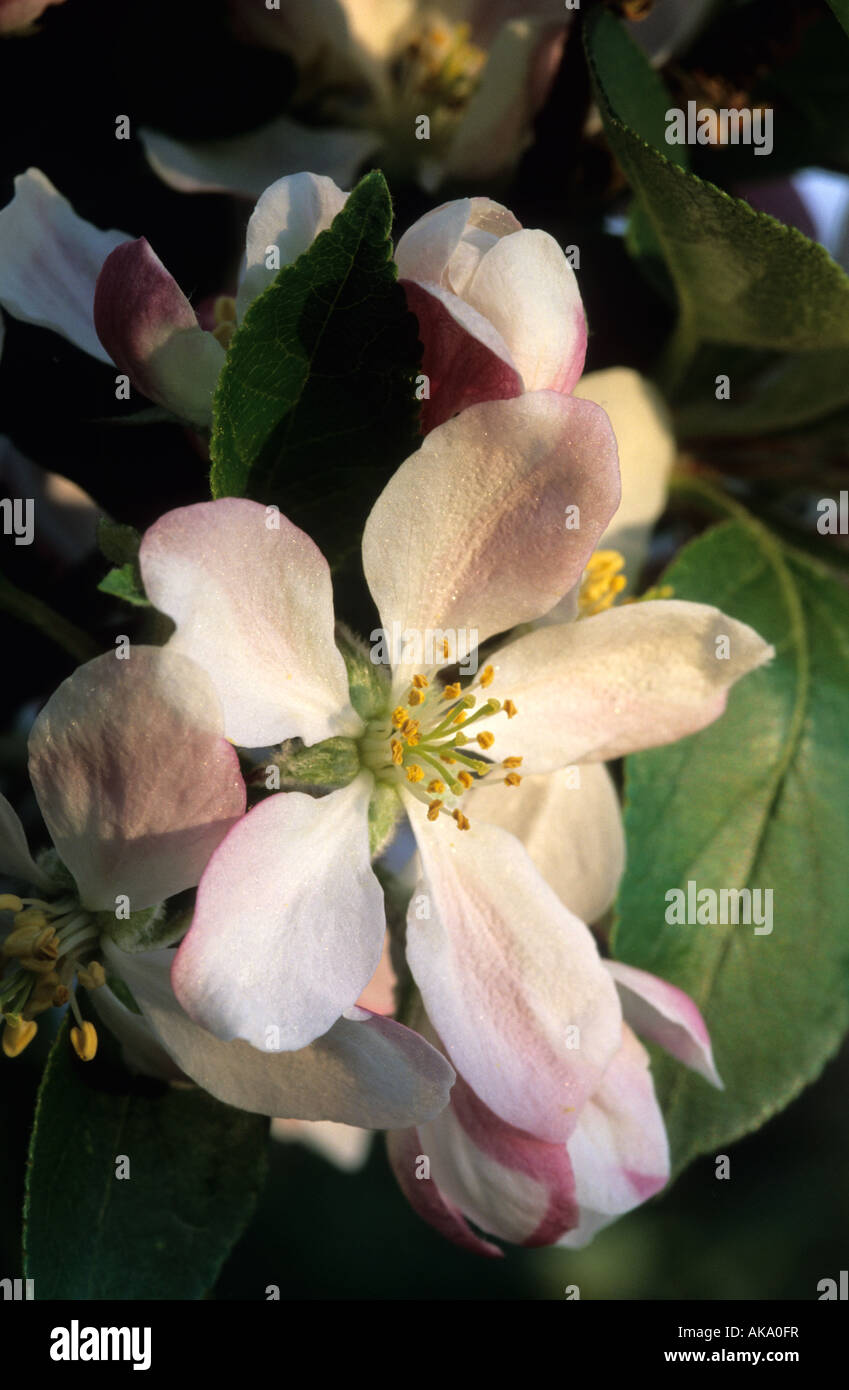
[0,169,129,362]
[141,117,379,200]
[102,941,456,1127]
[485,601,775,773]
[140,498,359,748]
[0,793,49,888]
[606,960,722,1087]
[395,198,473,284]
[270,1118,372,1171]
[467,763,625,924]
[27,648,246,911]
[405,796,622,1142]
[173,776,385,1051]
[462,228,586,393]
[362,391,620,690]
[573,368,676,582]
[237,172,348,320]
[559,1024,670,1248]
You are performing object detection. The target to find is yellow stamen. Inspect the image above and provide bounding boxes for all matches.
[401,718,420,739]
[390,739,404,765]
[503,756,523,768]
[408,687,425,706]
[213,294,237,325]
[457,770,474,789]
[3,923,57,959]
[452,710,467,725]
[427,800,443,821]
[2,1017,37,1058]
[579,550,627,617]
[70,1021,98,1062]
[77,961,106,990]
[392,707,409,729]
[477,731,495,749]
[452,809,470,830]
[504,772,522,787]
[427,779,446,795]
[440,754,457,764]
[412,674,429,689]
[442,682,461,701]
[406,764,425,783]
[479,666,494,688]
[10,907,48,931]
[439,639,450,658]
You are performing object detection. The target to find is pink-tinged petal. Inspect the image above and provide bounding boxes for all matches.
[417,1070,579,1248]
[362,392,620,690]
[395,199,474,284]
[270,1118,372,1172]
[173,776,384,1050]
[237,172,348,319]
[402,280,523,432]
[0,793,49,889]
[103,941,456,1126]
[27,647,245,912]
[356,932,398,1016]
[573,368,676,583]
[386,1125,503,1258]
[94,238,225,426]
[606,960,722,1088]
[405,796,622,1142]
[0,169,129,362]
[462,229,587,393]
[438,20,565,187]
[0,0,65,32]
[141,117,378,201]
[140,498,359,748]
[467,763,625,925]
[559,1024,670,1249]
[485,600,775,774]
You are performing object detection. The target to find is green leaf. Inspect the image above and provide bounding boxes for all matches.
[210,168,422,566]
[97,517,141,568]
[584,7,849,424]
[613,519,849,1175]
[98,562,150,607]
[24,1019,268,1298]
[827,0,849,37]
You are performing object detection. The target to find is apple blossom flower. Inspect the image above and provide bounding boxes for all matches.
[0,170,588,438]
[141,0,568,197]
[136,389,773,1144]
[0,647,452,1125]
[388,966,721,1253]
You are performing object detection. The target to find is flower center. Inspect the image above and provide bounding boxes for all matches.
[0,892,104,1060]
[360,660,522,831]
[395,17,486,110]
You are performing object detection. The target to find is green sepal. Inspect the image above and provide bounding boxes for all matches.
[336,622,390,721]
[264,737,360,795]
[368,782,403,859]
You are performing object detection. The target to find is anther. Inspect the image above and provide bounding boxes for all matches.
[427,780,446,795]
[70,1021,98,1062]
[503,700,517,719]
[406,764,424,783]
[479,666,494,688]
[504,772,522,787]
[427,800,443,821]
[476,731,495,749]
[2,1017,37,1058]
